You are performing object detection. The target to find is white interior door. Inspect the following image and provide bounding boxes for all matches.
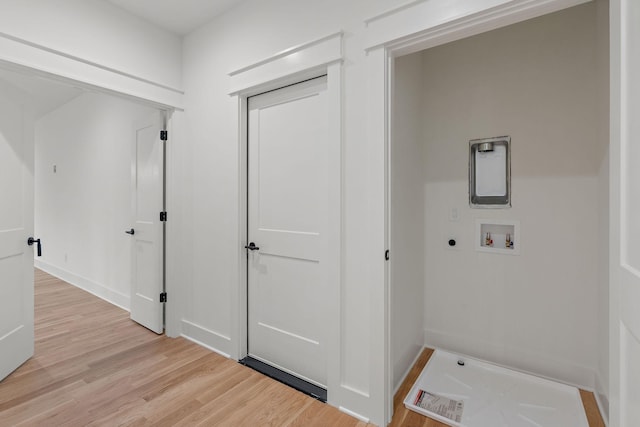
[0,81,34,381]
[247,76,329,388]
[129,113,164,334]
[613,0,640,425]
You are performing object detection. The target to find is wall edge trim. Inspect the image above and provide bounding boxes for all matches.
[180,333,232,359]
[228,30,343,77]
[338,406,370,423]
[0,31,184,95]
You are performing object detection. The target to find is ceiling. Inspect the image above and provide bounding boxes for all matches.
[0,69,83,119]
[105,0,246,35]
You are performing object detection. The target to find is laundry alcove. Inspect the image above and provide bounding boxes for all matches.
[389,1,609,422]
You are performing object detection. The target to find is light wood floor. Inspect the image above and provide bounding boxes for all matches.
[0,270,371,426]
[0,270,605,426]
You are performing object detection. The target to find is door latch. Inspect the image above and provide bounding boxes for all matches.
[28,237,42,257]
[244,242,260,251]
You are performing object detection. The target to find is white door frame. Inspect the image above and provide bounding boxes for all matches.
[228,32,343,407]
[364,0,597,424]
[0,58,183,338]
[236,66,342,401]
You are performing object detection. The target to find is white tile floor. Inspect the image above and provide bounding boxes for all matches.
[404,349,589,427]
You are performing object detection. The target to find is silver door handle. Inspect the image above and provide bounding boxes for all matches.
[244,242,259,251]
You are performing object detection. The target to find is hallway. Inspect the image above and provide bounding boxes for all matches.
[0,270,370,426]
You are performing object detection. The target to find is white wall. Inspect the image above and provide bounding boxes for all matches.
[0,0,182,91]
[391,53,425,391]
[417,3,607,390]
[180,0,409,420]
[34,92,157,309]
[0,0,612,424]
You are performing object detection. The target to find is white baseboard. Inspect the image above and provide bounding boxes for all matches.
[394,346,425,395]
[338,406,369,423]
[424,328,595,391]
[594,371,610,426]
[180,319,232,358]
[35,260,130,311]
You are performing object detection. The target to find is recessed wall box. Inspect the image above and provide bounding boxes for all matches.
[469,136,511,208]
[476,219,520,255]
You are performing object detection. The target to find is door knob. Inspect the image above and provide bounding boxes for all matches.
[28,237,42,257]
[244,242,260,251]
[125,229,135,235]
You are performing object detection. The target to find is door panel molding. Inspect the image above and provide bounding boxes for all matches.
[129,113,165,334]
[232,36,342,412]
[247,75,329,388]
[0,80,34,382]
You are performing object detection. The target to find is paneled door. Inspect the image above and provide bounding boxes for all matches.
[0,81,34,381]
[247,76,330,389]
[128,113,165,334]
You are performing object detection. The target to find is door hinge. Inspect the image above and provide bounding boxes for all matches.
[160,292,167,303]
[160,211,167,221]
[160,130,168,141]
[385,249,390,261]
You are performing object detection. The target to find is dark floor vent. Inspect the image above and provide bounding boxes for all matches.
[239,356,327,402]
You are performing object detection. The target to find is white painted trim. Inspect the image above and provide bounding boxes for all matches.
[0,35,184,110]
[232,95,249,362]
[180,333,232,359]
[229,31,343,77]
[364,0,591,54]
[0,32,183,94]
[180,319,232,357]
[364,0,428,25]
[35,260,130,311]
[608,1,622,426]
[163,111,182,339]
[393,347,425,395]
[365,46,390,427]
[231,36,344,417]
[385,49,394,424]
[338,406,370,423]
[595,393,610,427]
[340,384,370,399]
[228,32,343,96]
[325,62,343,410]
[594,368,610,426]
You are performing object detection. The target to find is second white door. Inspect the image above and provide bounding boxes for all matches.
[129,113,165,334]
[0,80,34,381]
[247,76,330,388]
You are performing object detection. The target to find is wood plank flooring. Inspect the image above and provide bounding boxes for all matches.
[0,270,606,426]
[389,348,606,427]
[0,270,371,426]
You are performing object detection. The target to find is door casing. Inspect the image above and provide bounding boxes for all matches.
[235,64,342,405]
[0,59,181,337]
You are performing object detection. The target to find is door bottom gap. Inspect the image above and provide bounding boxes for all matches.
[239,356,327,402]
